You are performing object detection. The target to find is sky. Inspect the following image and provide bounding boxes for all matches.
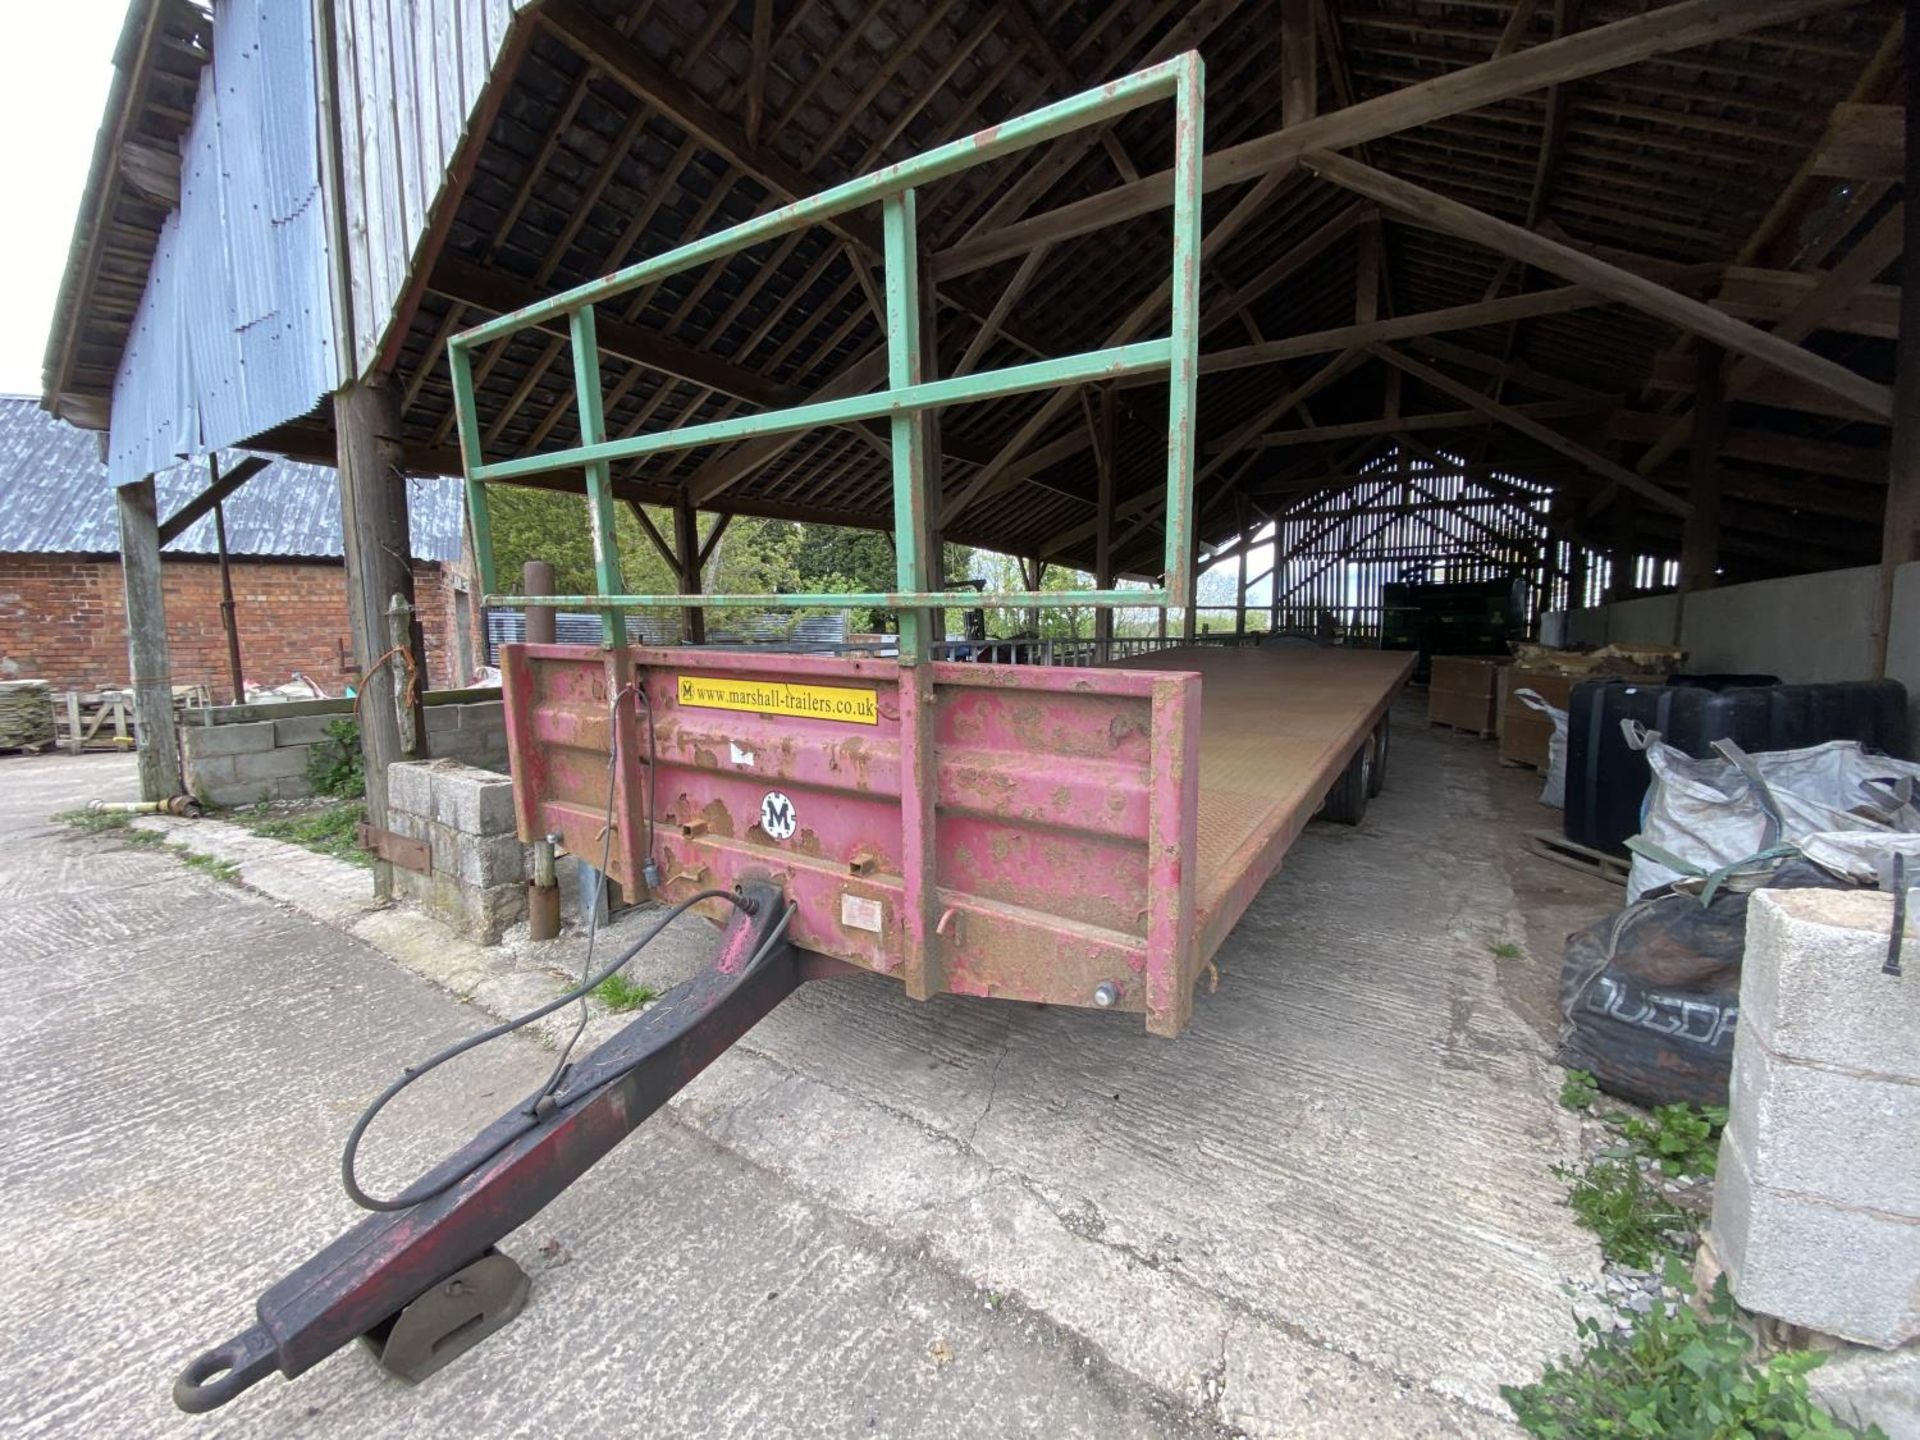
[0,2,130,397]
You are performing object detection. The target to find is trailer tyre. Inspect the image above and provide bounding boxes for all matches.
[1368,715,1389,798]
[1320,742,1371,826]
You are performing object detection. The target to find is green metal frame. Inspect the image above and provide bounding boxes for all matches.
[450,51,1205,659]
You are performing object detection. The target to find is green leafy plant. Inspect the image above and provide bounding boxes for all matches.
[304,718,366,800]
[1504,1258,1885,1440]
[176,849,241,884]
[1558,1157,1689,1270]
[1560,1068,1601,1112]
[592,973,658,1013]
[1623,1103,1728,1178]
[1490,940,1524,959]
[235,801,369,867]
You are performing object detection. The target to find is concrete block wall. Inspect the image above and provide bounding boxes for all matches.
[1547,560,1920,747]
[388,760,527,943]
[181,696,508,807]
[1711,887,1919,1349]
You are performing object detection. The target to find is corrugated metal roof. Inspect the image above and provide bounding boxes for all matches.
[0,397,462,563]
[106,0,341,487]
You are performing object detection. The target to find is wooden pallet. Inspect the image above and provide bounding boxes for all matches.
[1429,719,1494,739]
[1525,829,1629,886]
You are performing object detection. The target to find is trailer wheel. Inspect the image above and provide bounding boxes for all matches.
[1320,741,1371,826]
[1367,715,1389,798]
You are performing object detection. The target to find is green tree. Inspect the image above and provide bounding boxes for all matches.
[485,489,675,597]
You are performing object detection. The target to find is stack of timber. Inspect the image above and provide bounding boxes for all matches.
[0,681,56,751]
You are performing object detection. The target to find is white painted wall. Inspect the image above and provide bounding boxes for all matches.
[1549,562,1920,748]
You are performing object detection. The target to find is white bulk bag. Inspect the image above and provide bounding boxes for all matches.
[1623,724,1920,901]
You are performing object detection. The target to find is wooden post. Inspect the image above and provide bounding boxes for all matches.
[1025,555,1044,639]
[1093,385,1116,653]
[212,489,245,706]
[1234,501,1249,639]
[335,376,422,899]
[114,477,181,801]
[1604,493,1639,606]
[1681,343,1725,593]
[673,491,706,644]
[386,593,420,759]
[523,560,556,645]
[1280,0,1316,129]
[1876,38,1919,677]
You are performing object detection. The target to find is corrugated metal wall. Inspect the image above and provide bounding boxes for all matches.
[333,0,521,378]
[108,0,342,487]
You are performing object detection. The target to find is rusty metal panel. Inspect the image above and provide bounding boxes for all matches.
[501,643,1204,1031]
[356,822,429,874]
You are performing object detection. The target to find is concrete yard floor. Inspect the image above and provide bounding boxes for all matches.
[0,696,1620,1436]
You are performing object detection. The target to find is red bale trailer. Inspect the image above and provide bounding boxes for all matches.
[174,55,1410,1414]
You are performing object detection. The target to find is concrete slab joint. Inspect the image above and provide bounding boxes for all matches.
[1712,888,1920,1350]
[388,758,526,943]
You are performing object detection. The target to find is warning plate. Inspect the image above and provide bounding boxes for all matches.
[677,674,879,726]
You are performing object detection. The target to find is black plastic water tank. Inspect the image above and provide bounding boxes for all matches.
[1563,677,1911,857]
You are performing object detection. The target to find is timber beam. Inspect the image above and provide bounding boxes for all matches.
[929,0,1865,280]
[1306,151,1894,423]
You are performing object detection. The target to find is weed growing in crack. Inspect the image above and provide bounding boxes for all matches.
[1504,1257,1885,1439]
[592,973,658,1013]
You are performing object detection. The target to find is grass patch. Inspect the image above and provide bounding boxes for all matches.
[1505,1258,1885,1439]
[176,849,241,884]
[1557,1157,1690,1270]
[592,972,658,1013]
[1489,940,1524,959]
[230,801,369,867]
[54,808,166,845]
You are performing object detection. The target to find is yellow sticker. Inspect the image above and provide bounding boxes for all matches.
[676,674,879,726]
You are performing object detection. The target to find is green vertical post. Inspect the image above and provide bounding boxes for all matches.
[569,305,627,648]
[1160,54,1205,608]
[448,341,499,599]
[882,189,934,662]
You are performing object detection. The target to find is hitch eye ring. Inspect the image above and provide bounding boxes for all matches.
[172,1326,277,1413]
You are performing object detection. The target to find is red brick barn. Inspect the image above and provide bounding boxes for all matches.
[0,397,478,701]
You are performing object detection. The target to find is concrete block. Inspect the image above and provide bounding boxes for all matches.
[181,720,275,759]
[1742,889,1919,1078]
[265,776,314,803]
[424,704,462,734]
[387,761,435,819]
[272,715,338,747]
[457,701,506,731]
[1714,1128,1918,1348]
[185,755,238,793]
[226,747,312,784]
[1728,1035,1920,1215]
[471,882,526,943]
[1808,1341,1920,1440]
[431,762,517,836]
[455,833,525,888]
[428,820,461,877]
[388,809,427,843]
[392,865,434,908]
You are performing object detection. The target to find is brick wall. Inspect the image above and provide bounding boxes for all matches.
[0,554,459,698]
